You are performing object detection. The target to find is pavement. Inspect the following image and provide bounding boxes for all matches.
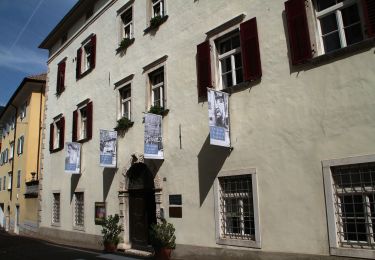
[0,230,150,260]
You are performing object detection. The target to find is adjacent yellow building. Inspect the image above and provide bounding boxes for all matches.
[0,74,45,235]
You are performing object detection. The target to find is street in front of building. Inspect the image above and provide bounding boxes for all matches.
[0,230,143,260]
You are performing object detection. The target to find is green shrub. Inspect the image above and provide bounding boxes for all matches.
[101,214,123,245]
[149,219,176,249]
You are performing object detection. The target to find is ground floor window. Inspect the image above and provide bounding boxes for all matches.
[52,193,60,225]
[74,192,84,228]
[215,169,260,248]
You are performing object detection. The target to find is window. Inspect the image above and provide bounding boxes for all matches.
[285,0,375,64]
[74,192,84,228]
[16,170,20,188]
[56,60,66,94]
[17,136,24,155]
[76,35,96,79]
[0,178,2,191]
[121,7,133,40]
[52,193,60,224]
[214,169,260,248]
[10,116,15,130]
[7,172,12,190]
[73,101,93,142]
[149,67,165,108]
[3,148,8,163]
[120,85,131,120]
[197,17,262,97]
[20,102,27,119]
[2,176,5,190]
[323,155,375,258]
[152,0,165,18]
[9,142,14,160]
[49,116,65,152]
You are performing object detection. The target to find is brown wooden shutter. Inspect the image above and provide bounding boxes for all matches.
[285,0,312,65]
[72,110,78,142]
[197,41,212,99]
[87,101,93,140]
[49,123,54,151]
[90,35,96,69]
[59,117,65,149]
[362,0,375,37]
[240,18,262,81]
[76,48,82,79]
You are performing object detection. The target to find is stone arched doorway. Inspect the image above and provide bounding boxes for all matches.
[128,163,156,249]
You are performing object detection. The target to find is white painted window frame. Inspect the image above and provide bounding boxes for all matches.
[214,168,261,248]
[120,84,132,120]
[78,106,88,140]
[152,0,164,18]
[322,154,375,259]
[150,69,164,108]
[7,172,12,190]
[122,6,133,40]
[9,142,14,160]
[17,136,24,155]
[82,40,92,73]
[313,0,365,55]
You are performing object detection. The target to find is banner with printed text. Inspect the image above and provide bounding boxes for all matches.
[144,113,164,159]
[208,89,230,147]
[65,142,81,174]
[100,130,117,168]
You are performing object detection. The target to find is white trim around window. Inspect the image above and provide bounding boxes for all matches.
[322,154,375,259]
[214,168,261,248]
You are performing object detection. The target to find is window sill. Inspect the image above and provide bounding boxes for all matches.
[144,15,168,34]
[116,38,135,54]
[51,223,61,227]
[147,108,169,117]
[73,225,85,232]
[330,247,375,259]
[77,68,93,80]
[216,238,261,249]
[50,147,63,153]
[77,137,90,144]
[309,38,375,66]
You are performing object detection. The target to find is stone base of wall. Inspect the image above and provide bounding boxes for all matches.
[172,244,360,260]
[37,227,102,250]
[19,220,38,236]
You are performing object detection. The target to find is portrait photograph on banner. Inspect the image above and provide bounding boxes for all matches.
[99,130,117,168]
[144,113,164,159]
[65,142,81,174]
[208,89,230,147]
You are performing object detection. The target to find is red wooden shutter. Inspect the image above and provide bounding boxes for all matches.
[90,35,96,69]
[59,117,65,149]
[72,110,78,142]
[362,0,375,37]
[197,41,212,99]
[285,0,312,65]
[240,18,262,81]
[76,48,82,79]
[49,123,54,151]
[87,101,93,140]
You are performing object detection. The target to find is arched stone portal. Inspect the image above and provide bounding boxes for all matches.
[118,153,162,250]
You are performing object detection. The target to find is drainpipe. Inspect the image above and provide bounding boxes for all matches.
[36,86,44,181]
[9,104,17,201]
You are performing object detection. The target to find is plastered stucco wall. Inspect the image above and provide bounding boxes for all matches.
[40,0,375,256]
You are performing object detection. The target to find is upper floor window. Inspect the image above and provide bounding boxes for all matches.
[9,142,14,160]
[49,116,65,153]
[76,35,96,79]
[7,172,12,190]
[10,116,15,130]
[121,7,133,40]
[16,170,20,189]
[152,0,165,18]
[149,68,165,109]
[73,101,93,143]
[56,60,66,95]
[3,176,6,190]
[20,102,27,120]
[197,17,262,97]
[17,136,24,155]
[120,85,131,120]
[285,0,375,64]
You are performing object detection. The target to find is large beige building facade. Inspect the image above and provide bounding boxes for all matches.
[39,0,375,259]
[0,75,45,235]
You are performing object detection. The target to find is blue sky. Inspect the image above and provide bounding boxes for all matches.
[0,0,78,106]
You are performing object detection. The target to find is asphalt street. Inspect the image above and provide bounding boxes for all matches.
[0,230,143,260]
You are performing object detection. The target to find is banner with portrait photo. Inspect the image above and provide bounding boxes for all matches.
[65,142,81,174]
[100,130,117,168]
[144,113,164,159]
[208,89,230,147]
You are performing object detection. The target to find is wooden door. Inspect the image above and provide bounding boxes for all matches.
[129,191,148,247]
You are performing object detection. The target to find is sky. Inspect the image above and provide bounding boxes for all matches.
[0,0,78,106]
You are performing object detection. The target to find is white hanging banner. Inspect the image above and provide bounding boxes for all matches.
[99,129,117,168]
[65,142,81,174]
[208,89,230,147]
[144,113,164,159]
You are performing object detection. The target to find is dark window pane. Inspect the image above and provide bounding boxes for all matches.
[219,38,232,54]
[222,73,233,88]
[342,4,360,26]
[320,14,338,35]
[323,32,341,53]
[221,57,232,73]
[232,34,240,49]
[345,24,363,46]
[316,0,343,11]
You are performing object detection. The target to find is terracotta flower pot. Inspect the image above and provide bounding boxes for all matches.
[103,242,117,252]
[154,247,172,260]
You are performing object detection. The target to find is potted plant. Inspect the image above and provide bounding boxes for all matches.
[144,15,168,33]
[150,219,176,260]
[100,214,123,252]
[114,117,134,131]
[148,105,168,116]
[116,37,135,53]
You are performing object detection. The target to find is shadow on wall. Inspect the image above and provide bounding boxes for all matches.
[70,174,81,202]
[198,135,230,207]
[103,168,117,201]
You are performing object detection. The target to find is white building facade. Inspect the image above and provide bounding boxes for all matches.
[39,0,375,259]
